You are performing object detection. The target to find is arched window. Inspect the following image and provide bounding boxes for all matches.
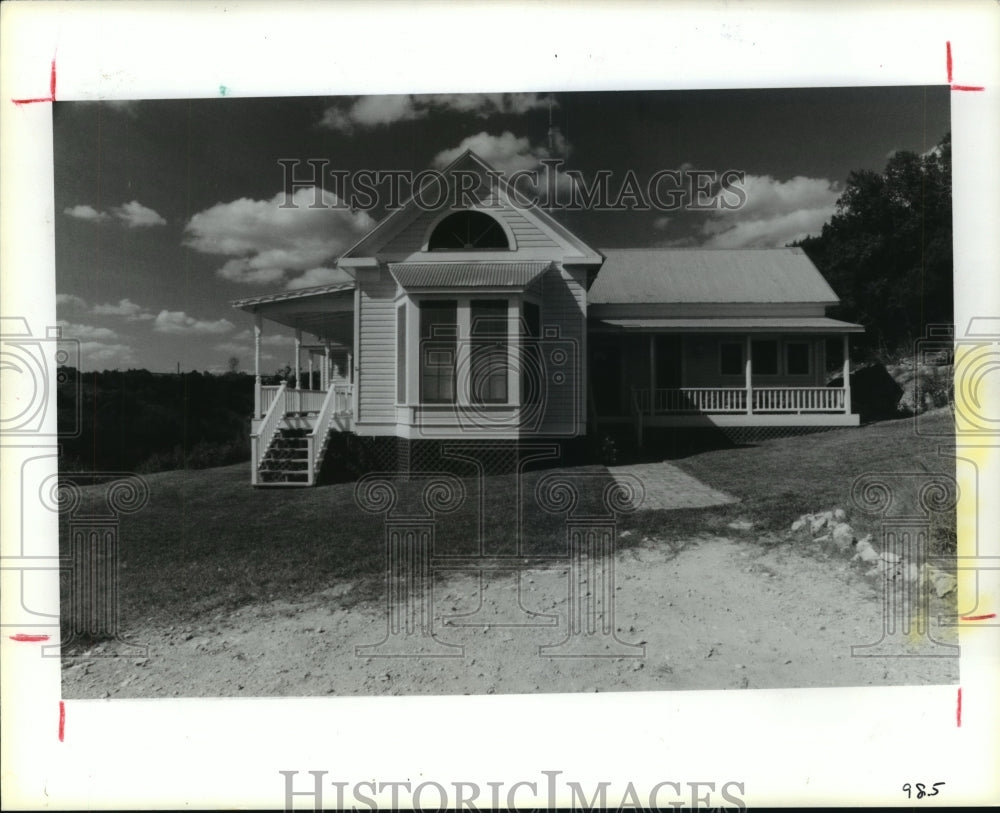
[428,211,510,251]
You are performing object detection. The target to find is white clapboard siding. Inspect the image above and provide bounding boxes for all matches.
[538,265,586,433]
[357,270,398,423]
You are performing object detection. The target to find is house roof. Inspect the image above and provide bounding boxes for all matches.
[592,316,864,333]
[588,248,839,305]
[341,150,603,265]
[389,261,550,290]
[230,282,355,310]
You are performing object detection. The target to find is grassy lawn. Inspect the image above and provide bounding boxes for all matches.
[623,408,956,549]
[61,409,956,637]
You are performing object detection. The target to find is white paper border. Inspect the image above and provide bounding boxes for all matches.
[2,0,998,808]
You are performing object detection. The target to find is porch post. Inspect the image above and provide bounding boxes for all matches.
[648,334,656,416]
[308,348,314,391]
[254,311,263,419]
[324,342,331,390]
[347,352,354,385]
[842,333,852,414]
[745,334,753,415]
[294,329,302,389]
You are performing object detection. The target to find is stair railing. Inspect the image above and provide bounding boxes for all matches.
[305,382,341,486]
[250,381,287,486]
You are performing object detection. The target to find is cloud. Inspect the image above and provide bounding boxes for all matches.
[184,187,375,286]
[64,204,110,223]
[697,174,840,248]
[285,267,354,290]
[92,297,155,321]
[320,95,424,132]
[103,100,139,117]
[79,341,136,368]
[56,293,88,310]
[432,131,545,176]
[63,201,166,228]
[57,320,119,341]
[112,200,167,228]
[431,130,576,201]
[153,310,235,335]
[319,93,553,133]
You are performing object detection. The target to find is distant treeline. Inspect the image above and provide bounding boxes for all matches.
[58,369,255,474]
[795,132,952,354]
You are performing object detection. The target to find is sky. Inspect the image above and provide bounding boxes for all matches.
[53,86,950,373]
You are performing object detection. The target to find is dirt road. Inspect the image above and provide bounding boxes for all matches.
[61,533,957,698]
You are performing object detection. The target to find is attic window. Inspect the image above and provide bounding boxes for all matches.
[428,211,510,251]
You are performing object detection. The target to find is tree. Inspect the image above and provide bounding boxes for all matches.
[795,133,952,353]
[227,355,240,374]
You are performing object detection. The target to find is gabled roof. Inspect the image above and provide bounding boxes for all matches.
[588,248,839,305]
[389,261,550,290]
[340,149,603,265]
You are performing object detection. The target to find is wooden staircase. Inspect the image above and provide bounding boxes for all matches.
[251,383,353,487]
[258,424,312,485]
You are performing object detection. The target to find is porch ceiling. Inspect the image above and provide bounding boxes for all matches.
[591,316,865,333]
[231,284,355,344]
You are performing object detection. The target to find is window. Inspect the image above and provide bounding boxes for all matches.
[420,301,457,403]
[428,211,510,250]
[470,300,509,404]
[522,302,541,404]
[396,304,406,403]
[719,342,743,376]
[752,340,779,375]
[785,342,810,376]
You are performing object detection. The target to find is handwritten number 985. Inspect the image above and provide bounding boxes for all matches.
[903,782,945,799]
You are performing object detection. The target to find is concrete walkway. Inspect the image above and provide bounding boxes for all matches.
[608,461,738,511]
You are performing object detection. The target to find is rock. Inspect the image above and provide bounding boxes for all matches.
[810,512,833,534]
[833,508,846,521]
[791,515,811,532]
[923,565,958,598]
[727,519,754,532]
[853,539,880,564]
[813,533,832,544]
[619,530,633,539]
[831,522,854,549]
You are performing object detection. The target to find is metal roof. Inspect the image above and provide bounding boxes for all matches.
[588,248,839,305]
[230,282,355,310]
[592,316,864,333]
[389,261,550,289]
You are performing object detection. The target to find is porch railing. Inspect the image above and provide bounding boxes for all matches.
[259,384,283,417]
[250,381,287,485]
[631,386,848,415]
[752,387,845,413]
[305,384,345,486]
[286,387,328,413]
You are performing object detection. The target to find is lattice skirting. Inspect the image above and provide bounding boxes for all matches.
[337,437,587,477]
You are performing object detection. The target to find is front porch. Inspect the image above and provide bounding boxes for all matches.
[588,324,862,444]
[232,282,358,486]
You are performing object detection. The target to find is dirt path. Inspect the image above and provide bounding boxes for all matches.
[61,534,957,698]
